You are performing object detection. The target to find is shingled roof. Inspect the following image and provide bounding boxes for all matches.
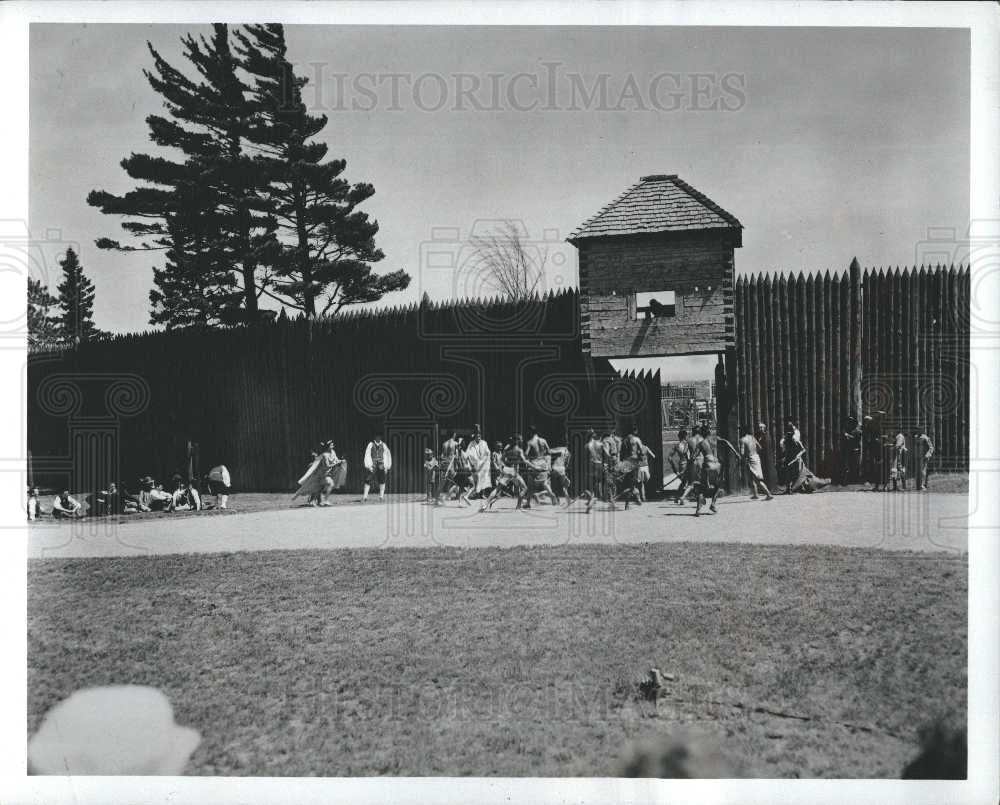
[568,174,742,243]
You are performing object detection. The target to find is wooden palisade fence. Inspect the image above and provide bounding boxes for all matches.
[28,289,663,495]
[733,262,970,482]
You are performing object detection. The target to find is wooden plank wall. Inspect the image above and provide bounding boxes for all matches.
[734,264,970,480]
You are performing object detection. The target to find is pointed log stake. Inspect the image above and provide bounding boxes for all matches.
[850,257,862,424]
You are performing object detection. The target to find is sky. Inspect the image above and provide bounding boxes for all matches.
[29,24,969,381]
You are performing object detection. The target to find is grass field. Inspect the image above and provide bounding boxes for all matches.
[27,542,966,777]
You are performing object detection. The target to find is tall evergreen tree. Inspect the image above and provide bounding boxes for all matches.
[236,24,410,317]
[148,181,247,328]
[88,24,276,326]
[27,277,61,349]
[55,247,101,344]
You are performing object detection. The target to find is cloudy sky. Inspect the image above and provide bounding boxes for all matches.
[30,24,968,378]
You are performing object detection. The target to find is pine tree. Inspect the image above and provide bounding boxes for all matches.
[27,278,61,349]
[88,24,276,326]
[148,181,248,328]
[236,24,410,318]
[55,247,101,344]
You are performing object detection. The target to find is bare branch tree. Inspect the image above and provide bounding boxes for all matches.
[469,220,547,301]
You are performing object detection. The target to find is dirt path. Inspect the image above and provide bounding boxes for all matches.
[28,491,968,558]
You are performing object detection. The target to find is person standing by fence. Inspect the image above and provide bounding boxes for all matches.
[862,414,885,491]
[840,416,862,485]
[362,433,392,503]
[739,424,773,501]
[890,431,908,492]
[912,427,935,491]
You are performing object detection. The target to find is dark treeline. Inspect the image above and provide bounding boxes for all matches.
[28,289,663,493]
[734,263,970,480]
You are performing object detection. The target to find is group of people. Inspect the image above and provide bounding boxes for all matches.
[422,423,657,513]
[292,434,393,506]
[27,465,232,521]
[665,418,832,512]
[852,414,935,492]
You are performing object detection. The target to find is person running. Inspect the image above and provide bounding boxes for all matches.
[912,427,935,491]
[739,424,773,501]
[636,442,656,503]
[754,423,774,490]
[578,429,610,513]
[668,429,692,505]
[617,424,646,507]
[362,433,392,503]
[692,425,723,516]
[548,443,574,506]
[600,428,622,505]
[481,435,529,511]
[523,425,556,507]
[466,430,492,499]
[441,430,460,463]
[490,441,504,490]
[451,439,475,506]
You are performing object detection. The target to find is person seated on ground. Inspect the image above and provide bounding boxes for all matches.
[204,464,232,510]
[122,477,153,514]
[94,482,123,516]
[172,478,202,512]
[149,480,174,512]
[51,490,83,519]
[27,487,40,521]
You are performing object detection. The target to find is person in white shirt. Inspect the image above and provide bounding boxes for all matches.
[51,490,83,519]
[205,464,231,510]
[27,487,39,521]
[172,479,202,512]
[362,434,392,502]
